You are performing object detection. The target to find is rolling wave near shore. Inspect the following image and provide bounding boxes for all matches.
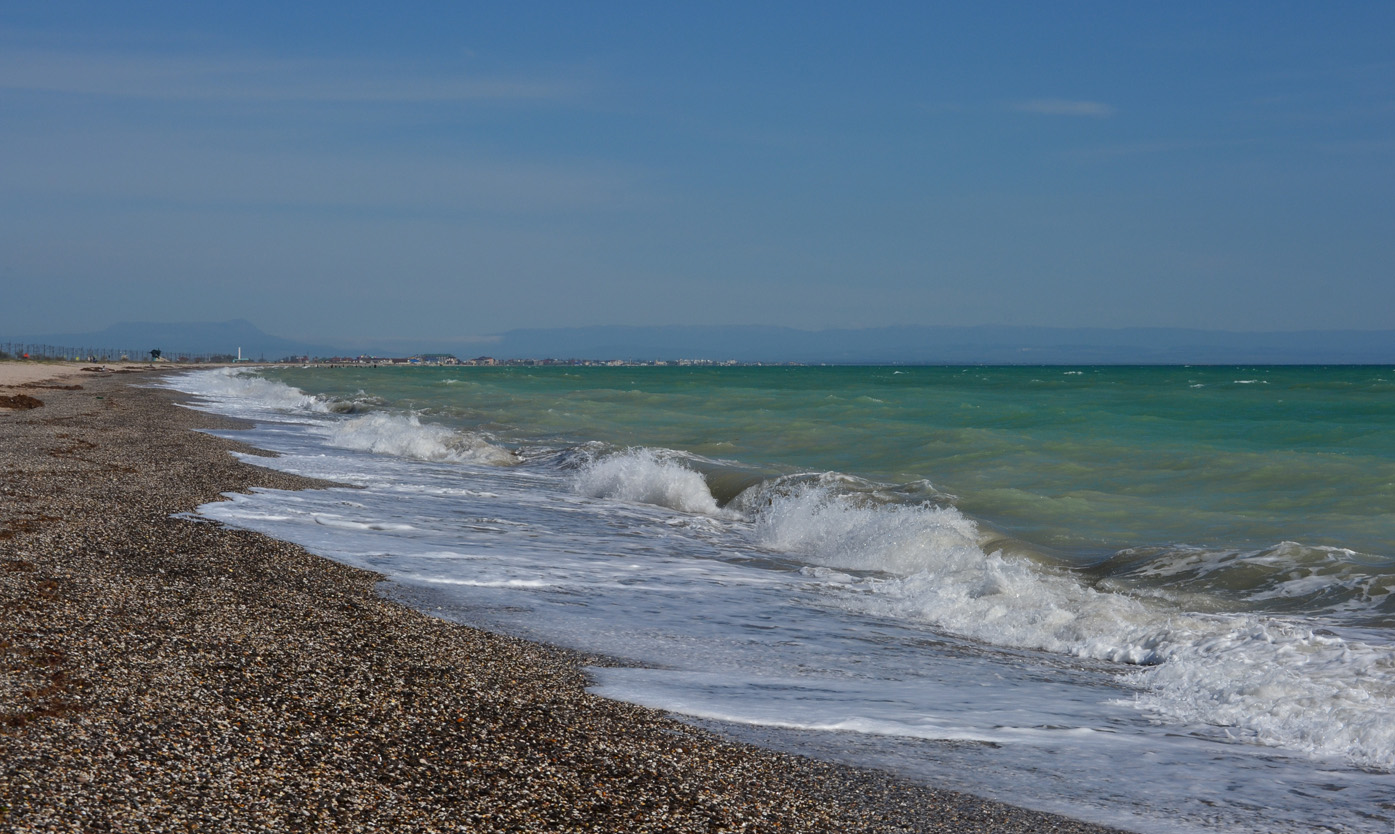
[166,365,1395,834]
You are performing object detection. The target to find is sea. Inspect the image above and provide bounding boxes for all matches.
[162,365,1395,834]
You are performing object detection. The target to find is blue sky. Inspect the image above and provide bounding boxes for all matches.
[3,2,1393,344]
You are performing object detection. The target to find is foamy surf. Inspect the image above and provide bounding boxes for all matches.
[162,368,517,466]
[732,476,1395,771]
[163,366,1395,834]
[169,365,329,416]
[562,451,1395,772]
[572,447,727,516]
[322,412,517,466]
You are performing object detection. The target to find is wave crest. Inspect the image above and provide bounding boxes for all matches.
[323,412,516,466]
[747,476,1395,770]
[170,367,327,412]
[749,474,983,575]
[572,448,723,515]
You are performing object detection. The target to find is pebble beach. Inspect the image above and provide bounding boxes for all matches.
[0,366,1126,833]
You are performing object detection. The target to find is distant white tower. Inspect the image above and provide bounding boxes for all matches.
[237,347,242,362]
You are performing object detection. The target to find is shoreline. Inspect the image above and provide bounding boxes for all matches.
[0,373,1127,832]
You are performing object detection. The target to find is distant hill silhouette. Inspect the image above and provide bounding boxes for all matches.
[16,319,340,360]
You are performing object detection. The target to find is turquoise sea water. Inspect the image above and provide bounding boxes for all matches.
[270,364,1395,585]
[171,365,1395,833]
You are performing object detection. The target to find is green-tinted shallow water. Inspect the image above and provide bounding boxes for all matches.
[265,364,1395,564]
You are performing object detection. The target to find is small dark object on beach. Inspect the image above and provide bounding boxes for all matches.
[0,394,43,410]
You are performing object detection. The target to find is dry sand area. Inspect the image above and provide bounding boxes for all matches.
[0,364,85,387]
[0,362,150,411]
[0,363,87,412]
[0,370,1125,833]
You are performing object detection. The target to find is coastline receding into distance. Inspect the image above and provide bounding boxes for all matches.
[0,365,1125,833]
[8,5,1393,826]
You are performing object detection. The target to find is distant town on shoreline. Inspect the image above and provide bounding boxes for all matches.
[298,354,762,368]
[10,320,1395,366]
[1,343,767,368]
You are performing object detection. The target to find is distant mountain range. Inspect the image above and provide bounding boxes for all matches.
[12,320,1395,365]
[14,320,340,361]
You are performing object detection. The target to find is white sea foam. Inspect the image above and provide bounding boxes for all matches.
[751,478,983,574]
[310,514,419,532]
[322,412,517,466]
[750,479,1157,658]
[1127,618,1395,770]
[166,366,518,468]
[166,366,1395,833]
[572,447,724,515]
[168,366,327,414]
[745,478,1395,770]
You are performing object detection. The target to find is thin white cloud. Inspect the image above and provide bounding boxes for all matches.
[1012,98,1115,117]
[0,48,574,103]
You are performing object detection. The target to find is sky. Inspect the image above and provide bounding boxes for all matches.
[3,2,1394,345]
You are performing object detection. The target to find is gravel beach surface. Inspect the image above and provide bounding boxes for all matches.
[1,371,1130,833]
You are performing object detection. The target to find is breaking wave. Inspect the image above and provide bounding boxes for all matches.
[166,366,329,414]
[738,476,1395,770]
[572,447,724,516]
[164,368,516,466]
[322,412,517,466]
[169,368,1395,773]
